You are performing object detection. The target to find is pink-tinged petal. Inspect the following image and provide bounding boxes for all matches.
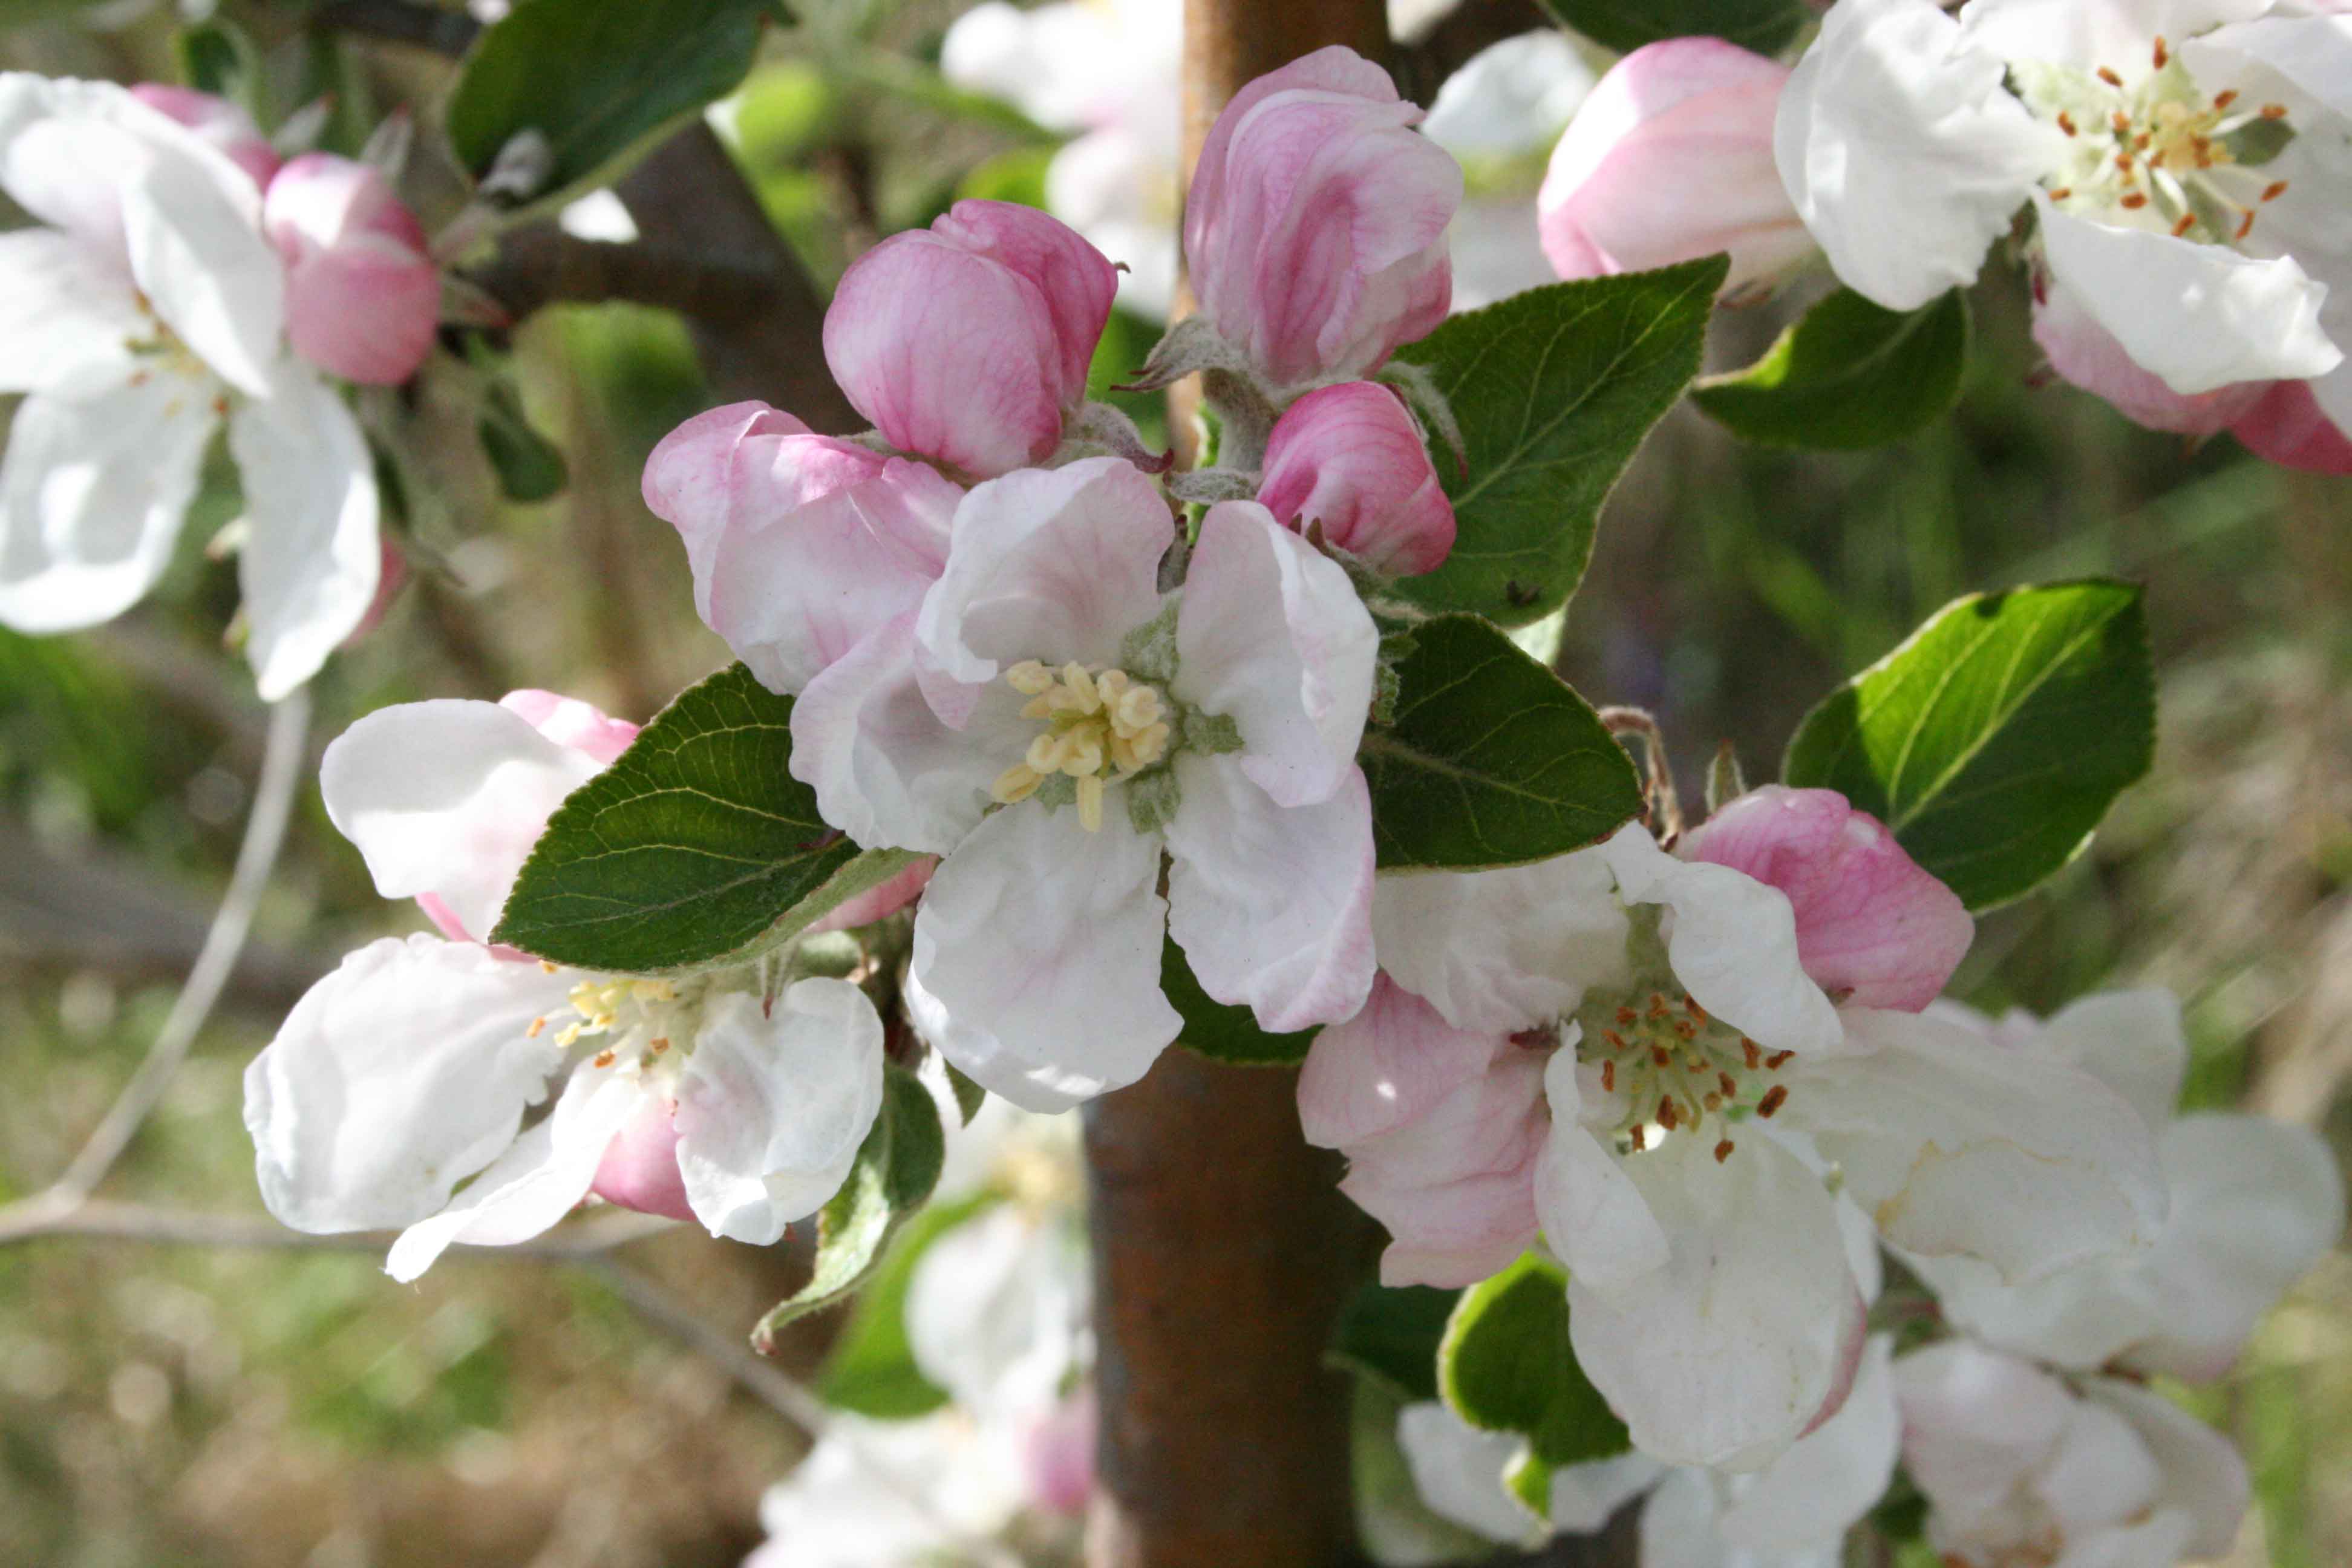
[1681,785,1971,1011]
[2232,378,2352,474]
[1175,500,1379,808]
[1024,1390,1097,1517]
[2034,270,2270,437]
[1341,1044,1547,1289]
[1257,382,1454,577]
[825,200,1114,476]
[805,855,939,934]
[264,152,439,385]
[1185,46,1462,385]
[1298,973,1506,1150]
[907,800,1180,1112]
[589,1093,696,1223]
[1371,850,1630,1035]
[642,401,812,593]
[1348,1166,1542,1289]
[1540,39,1813,297]
[498,688,641,765]
[127,83,278,188]
[1165,756,1374,1034]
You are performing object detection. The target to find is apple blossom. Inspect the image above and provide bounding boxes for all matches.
[1540,39,1815,299]
[1903,990,2344,1381]
[823,200,1119,478]
[1302,789,2167,1469]
[125,83,279,188]
[1256,382,1457,577]
[0,73,381,699]
[1893,1339,2249,1568]
[263,152,441,386]
[1777,0,2352,449]
[243,694,887,1279]
[789,457,1378,1111]
[2230,376,2352,470]
[1182,46,1462,390]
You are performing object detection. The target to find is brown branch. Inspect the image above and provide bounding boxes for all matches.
[1391,0,1553,106]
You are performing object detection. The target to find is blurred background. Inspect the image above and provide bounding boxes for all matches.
[1,1,2347,1564]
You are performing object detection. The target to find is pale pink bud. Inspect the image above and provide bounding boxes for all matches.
[2033,280,2265,438]
[1538,39,1812,298]
[263,152,440,385]
[2230,379,2352,474]
[589,1096,697,1223]
[1258,382,1454,577]
[823,200,1117,477]
[129,83,281,189]
[1022,1388,1097,1517]
[1681,785,1972,1012]
[805,856,938,934]
[1185,47,1462,387]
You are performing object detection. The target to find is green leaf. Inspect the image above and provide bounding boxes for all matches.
[1331,1284,1461,1403]
[946,1062,988,1126]
[752,1065,946,1351]
[1361,615,1645,871]
[1537,0,1808,54]
[446,0,773,200]
[478,375,569,503]
[1694,288,1971,451]
[178,21,263,110]
[815,1189,998,1418]
[1391,258,1726,627]
[1163,936,1316,1065]
[1440,1253,1629,1472]
[1782,581,2155,910]
[491,663,924,973]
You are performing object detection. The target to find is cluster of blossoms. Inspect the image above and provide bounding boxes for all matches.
[0,75,441,696]
[1540,0,2352,469]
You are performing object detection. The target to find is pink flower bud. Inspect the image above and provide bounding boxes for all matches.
[129,83,281,189]
[1258,382,1454,576]
[2032,279,2265,438]
[1022,1388,1097,1517]
[1681,785,1972,1013]
[1538,39,1812,298]
[2229,379,2352,474]
[823,200,1117,477]
[263,152,440,385]
[590,1096,697,1223]
[1186,47,1462,387]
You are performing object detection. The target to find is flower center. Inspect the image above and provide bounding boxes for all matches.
[1561,988,1793,1165]
[2022,40,2296,245]
[990,660,1174,832]
[533,974,694,1073]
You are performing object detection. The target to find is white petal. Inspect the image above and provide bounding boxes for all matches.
[1534,1050,1668,1294]
[2085,1379,2249,1560]
[319,699,603,943]
[1773,0,2055,310]
[674,982,887,1243]
[1798,1007,2169,1282]
[1963,0,2278,71]
[1567,1133,1861,1471]
[1371,848,1630,1035]
[384,1059,642,1281]
[0,367,215,636]
[1393,1401,1545,1546]
[1549,1453,1667,1536]
[916,456,1172,685]
[905,1204,1088,1417]
[113,120,282,398]
[1164,754,1374,1034]
[789,613,1014,856]
[241,934,573,1233]
[2036,1398,2163,1537]
[2027,987,2186,1128]
[1298,973,1507,1149]
[1636,1469,1738,1568]
[0,229,142,393]
[1892,1341,2074,1538]
[1600,825,1841,1056]
[229,363,381,698]
[908,800,1180,1112]
[1174,499,1379,808]
[2037,198,2341,394]
[2185,15,2352,120]
[1716,1335,1901,1554]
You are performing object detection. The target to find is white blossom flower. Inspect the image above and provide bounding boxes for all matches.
[242,695,884,1279]
[0,74,381,698]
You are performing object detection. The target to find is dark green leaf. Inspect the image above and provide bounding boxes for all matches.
[1361,615,1644,871]
[946,1062,988,1126]
[1694,288,1971,451]
[1392,258,1726,626]
[177,21,262,109]
[1440,1253,1629,1472]
[1331,1284,1461,1403]
[446,0,773,199]
[1782,581,2155,910]
[752,1065,946,1350]
[1163,936,1316,1065]
[492,663,924,973]
[479,376,569,503]
[816,1190,998,1418]
[1537,0,1808,54]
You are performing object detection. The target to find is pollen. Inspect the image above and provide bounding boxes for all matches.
[2099,65,2125,88]
[991,659,1172,829]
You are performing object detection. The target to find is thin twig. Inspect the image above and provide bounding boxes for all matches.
[47,690,310,1206]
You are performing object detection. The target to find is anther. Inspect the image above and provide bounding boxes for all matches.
[2261,103,2288,119]
[1651,1045,1671,1067]
[1704,1093,1723,1112]
[2172,212,2197,237]
[1604,1030,1628,1051]
[2213,90,2239,111]
[1765,1050,1794,1070]
[1647,994,1669,1018]
[2057,111,2078,136]
[1683,996,1707,1022]
[2097,65,2124,88]
[1718,1073,1737,1097]
[1601,1059,1616,1093]
[1628,1125,1647,1152]
[540,961,559,973]
[1714,1139,1735,1164]
[2111,111,2132,136]
[651,1037,670,1053]
[526,1017,546,1039]
[1672,1020,1696,1040]
[2237,209,2258,239]
[1757,1085,1789,1119]
[1616,1006,1638,1027]
[1742,1039,1760,1070]
[2152,36,2168,68]
[1658,1097,1679,1131]
[593,1050,616,1068]
[2262,180,2288,203]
